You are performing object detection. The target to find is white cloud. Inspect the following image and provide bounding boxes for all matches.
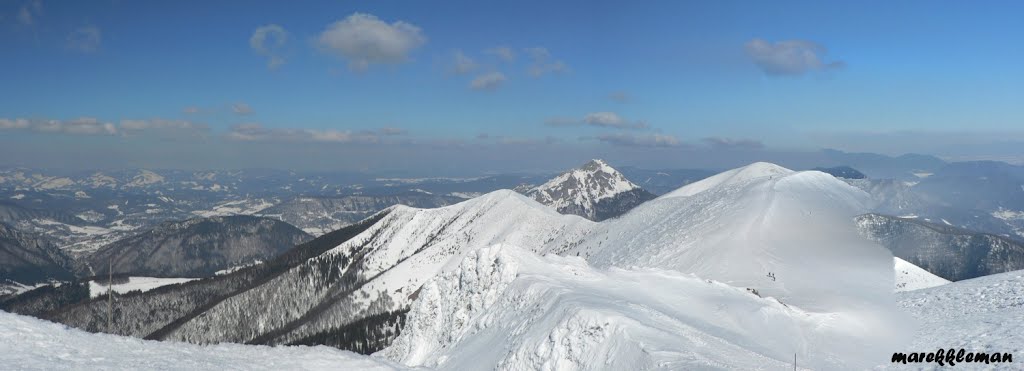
[469,72,507,91]
[744,38,844,76]
[231,103,253,115]
[316,13,427,72]
[524,47,568,77]
[250,24,288,69]
[702,137,764,150]
[547,112,648,130]
[485,46,515,62]
[0,117,117,136]
[590,133,682,147]
[67,26,101,53]
[0,118,30,129]
[182,106,201,114]
[449,50,478,75]
[225,123,397,144]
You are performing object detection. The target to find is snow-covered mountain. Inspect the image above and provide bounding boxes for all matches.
[523,159,656,221]
[159,191,592,349]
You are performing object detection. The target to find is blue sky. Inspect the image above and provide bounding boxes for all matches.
[1,0,1022,173]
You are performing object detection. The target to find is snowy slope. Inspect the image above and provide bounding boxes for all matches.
[88,276,199,298]
[894,257,949,292]
[564,164,898,313]
[163,190,594,345]
[381,245,908,370]
[0,311,404,370]
[659,161,792,198]
[525,159,654,221]
[883,270,1024,369]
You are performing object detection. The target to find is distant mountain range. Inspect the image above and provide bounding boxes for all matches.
[856,213,1024,281]
[87,215,311,278]
[257,193,464,235]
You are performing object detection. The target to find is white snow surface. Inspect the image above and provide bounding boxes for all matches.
[88,277,199,298]
[894,258,950,292]
[882,270,1024,369]
[381,245,909,370]
[0,311,404,370]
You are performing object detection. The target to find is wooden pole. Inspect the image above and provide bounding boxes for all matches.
[107,257,112,333]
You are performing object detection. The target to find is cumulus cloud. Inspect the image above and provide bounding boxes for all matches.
[449,50,478,75]
[316,13,427,72]
[67,25,101,52]
[702,137,764,150]
[588,133,682,148]
[469,72,507,91]
[546,112,648,130]
[524,47,568,77]
[231,103,253,115]
[744,38,844,76]
[250,24,288,69]
[17,0,42,26]
[225,123,397,144]
[485,46,515,62]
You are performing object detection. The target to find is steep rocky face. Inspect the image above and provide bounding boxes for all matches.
[87,215,312,278]
[524,159,656,221]
[258,193,463,236]
[0,223,74,285]
[856,213,1024,281]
